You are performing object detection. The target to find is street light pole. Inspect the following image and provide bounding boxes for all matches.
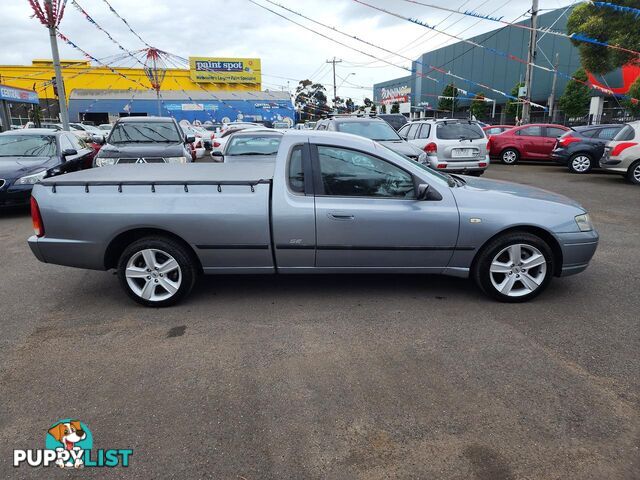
[521,0,539,124]
[326,57,342,112]
[44,0,69,130]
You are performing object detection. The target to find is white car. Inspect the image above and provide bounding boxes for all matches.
[600,121,640,185]
[180,125,206,159]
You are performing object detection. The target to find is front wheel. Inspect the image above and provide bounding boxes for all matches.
[501,148,519,165]
[473,232,554,302]
[117,236,198,307]
[567,153,593,174]
[626,160,640,185]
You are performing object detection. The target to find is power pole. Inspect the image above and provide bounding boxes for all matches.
[326,57,342,112]
[521,0,538,125]
[548,52,560,123]
[44,0,69,130]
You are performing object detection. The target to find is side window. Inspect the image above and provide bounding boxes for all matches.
[60,135,75,152]
[405,123,420,140]
[316,146,415,199]
[518,126,543,137]
[546,127,567,138]
[596,127,620,140]
[398,124,410,138]
[288,145,305,194]
[417,123,431,139]
[68,134,84,150]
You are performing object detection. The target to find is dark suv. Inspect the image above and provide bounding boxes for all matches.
[315,116,425,162]
[551,124,623,174]
[94,116,194,167]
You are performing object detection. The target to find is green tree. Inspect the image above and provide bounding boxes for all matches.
[505,82,525,116]
[558,68,591,118]
[438,83,458,112]
[380,104,387,114]
[567,1,640,75]
[624,77,640,115]
[295,79,328,120]
[470,92,489,119]
[390,102,400,114]
[369,104,377,114]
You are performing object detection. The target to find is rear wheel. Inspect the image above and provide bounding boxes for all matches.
[117,236,198,307]
[473,232,554,302]
[501,148,519,165]
[626,160,640,185]
[567,153,593,174]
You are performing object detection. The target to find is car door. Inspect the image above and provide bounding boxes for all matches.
[65,134,92,170]
[516,126,545,158]
[409,123,431,150]
[311,144,459,271]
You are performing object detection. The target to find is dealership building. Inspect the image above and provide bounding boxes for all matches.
[0,57,294,126]
[373,6,640,122]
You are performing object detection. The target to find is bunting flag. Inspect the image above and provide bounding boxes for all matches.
[398,0,640,57]
[70,0,144,66]
[591,1,640,18]
[101,0,152,48]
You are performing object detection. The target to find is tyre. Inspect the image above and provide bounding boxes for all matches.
[626,160,640,185]
[567,153,593,174]
[117,236,198,307]
[472,232,554,303]
[500,148,519,165]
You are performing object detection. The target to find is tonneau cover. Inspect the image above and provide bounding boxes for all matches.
[41,163,275,186]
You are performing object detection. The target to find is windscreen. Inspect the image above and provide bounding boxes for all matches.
[0,135,57,157]
[109,121,182,143]
[436,122,484,140]
[335,121,401,141]
[226,135,281,156]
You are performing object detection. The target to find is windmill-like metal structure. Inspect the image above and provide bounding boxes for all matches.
[143,48,168,116]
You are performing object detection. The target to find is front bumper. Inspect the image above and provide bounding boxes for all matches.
[556,230,599,276]
[0,184,33,207]
[426,155,490,173]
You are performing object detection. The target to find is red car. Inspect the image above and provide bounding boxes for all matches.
[488,123,571,164]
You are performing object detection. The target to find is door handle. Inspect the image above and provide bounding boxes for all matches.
[328,212,354,220]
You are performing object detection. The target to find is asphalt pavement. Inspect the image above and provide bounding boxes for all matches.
[0,163,638,479]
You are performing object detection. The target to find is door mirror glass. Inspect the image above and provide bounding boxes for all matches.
[186,135,196,144]
[211,150,224,162]
[417,183,430,200]
[62,148,78,157]
[91,135,105,145]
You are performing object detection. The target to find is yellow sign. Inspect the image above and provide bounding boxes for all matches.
[189,57,261,84]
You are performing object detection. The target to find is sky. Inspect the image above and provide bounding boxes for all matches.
[0,0,578,102]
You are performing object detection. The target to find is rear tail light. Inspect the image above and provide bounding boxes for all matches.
[424,142,437,155]
[436,163,447,169]
[213,141,221,148]
[479,162,487,168]
[30,196,44,237]
[558,135,581,148]
[611,142,638,156]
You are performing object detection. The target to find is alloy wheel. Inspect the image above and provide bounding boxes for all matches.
[571,155,591,173]
[502,150,517,164]
[634,164,640,183]
[489,243,547,297]
[125,248,182,302]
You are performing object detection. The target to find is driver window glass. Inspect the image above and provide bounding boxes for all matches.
[60,135,74,152]
[398,125,409,138]
[518,126,542,137]
[317,146,415,199]
[406,124,420,140]
[418,124,431,139]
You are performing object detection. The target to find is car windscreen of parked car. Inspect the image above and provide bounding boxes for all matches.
[436,122,484,140]
[335,121,401,141]
[226,135,282,156]
[0,135,57,157]
[109,122,182,144]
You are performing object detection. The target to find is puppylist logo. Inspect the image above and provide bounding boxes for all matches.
[13,419,132,469]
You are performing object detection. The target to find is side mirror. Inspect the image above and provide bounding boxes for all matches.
[211,150,224,162]
[91,135,105,145]
[186,135,196,144]
[62,148,78,158]
[417,183,442,201]
[203,140,212,150]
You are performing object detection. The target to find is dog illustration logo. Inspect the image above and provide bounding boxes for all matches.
[45,419,93,468]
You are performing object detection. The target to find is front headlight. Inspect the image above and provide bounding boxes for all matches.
[95,157,117,167]
[164,156,188,164]
[15,170,47,185]
[575,213,593,232]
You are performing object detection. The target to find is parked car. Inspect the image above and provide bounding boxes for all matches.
[0,129,92,207]
[376,113,408,131]
[315,116,426,162]
[28,130,597,307]
[482,125,513,138]
[488,124,571,164]
[551,124,623,174]
[272,121,290,130]
[600,121,640,185]
[93,116,193,167]
[180,124,207,159]
[211,126,271,151]
[211,130,283,163]
[399,119,489,175]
